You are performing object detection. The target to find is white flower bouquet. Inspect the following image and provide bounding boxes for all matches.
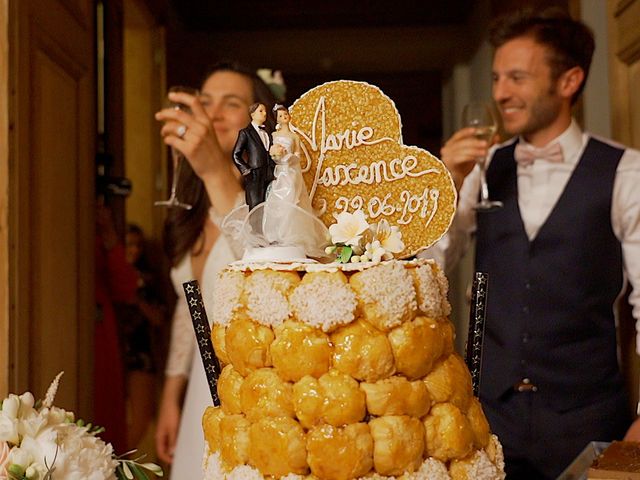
[0,373,162,480]
[326,209,405,263]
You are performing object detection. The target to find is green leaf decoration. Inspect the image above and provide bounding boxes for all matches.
[115,457,163,479]
[338,245,353,263]
[130,464,150,480]
[123,462,134,480]
[141,463,164,477]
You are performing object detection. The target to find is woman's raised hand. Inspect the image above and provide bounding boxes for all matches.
[156,91,227,182]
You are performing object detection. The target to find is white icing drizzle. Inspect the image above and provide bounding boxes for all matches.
[320,156,439,188]
[226,258,427,273]
[293,95,396,201]
[334,186,441,224]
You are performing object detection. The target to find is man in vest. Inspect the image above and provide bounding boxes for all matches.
[437,8,640,479]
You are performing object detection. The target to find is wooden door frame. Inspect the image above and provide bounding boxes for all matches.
[1,0,96,416]
[0,0,9,397]
[608,0,640,417]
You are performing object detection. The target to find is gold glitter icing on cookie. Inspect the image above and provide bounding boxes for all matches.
[290,80,456,258]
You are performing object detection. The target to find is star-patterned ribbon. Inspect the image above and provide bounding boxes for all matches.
[183,280,221,406]
[465,272,489,396]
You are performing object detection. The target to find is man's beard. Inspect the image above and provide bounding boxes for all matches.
[505,86,562,138]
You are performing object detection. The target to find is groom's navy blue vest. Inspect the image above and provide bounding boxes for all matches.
[476,138,625,411]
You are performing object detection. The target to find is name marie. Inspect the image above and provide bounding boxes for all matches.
[319,155,439,187]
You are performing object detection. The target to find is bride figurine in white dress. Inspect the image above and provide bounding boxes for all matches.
[223,104,329,260]
[262,105,329,255]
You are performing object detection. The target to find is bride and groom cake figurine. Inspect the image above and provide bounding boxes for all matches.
[227,102,330,262]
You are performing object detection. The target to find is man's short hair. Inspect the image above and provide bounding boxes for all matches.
[249,102,264,115]
[489,7,595,104]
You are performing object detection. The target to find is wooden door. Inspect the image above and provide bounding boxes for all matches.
[124,0,166,241]
[0,0,9,398]
[2,0,95,415]
[608,0,640,416]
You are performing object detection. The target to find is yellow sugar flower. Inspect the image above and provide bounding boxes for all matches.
[370,219,404,254]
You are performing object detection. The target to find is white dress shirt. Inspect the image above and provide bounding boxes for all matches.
[252,121,270,150]
[426,119,640,350]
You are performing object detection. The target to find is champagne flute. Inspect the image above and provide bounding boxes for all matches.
[462,101,503,212]
[155,86,199,210]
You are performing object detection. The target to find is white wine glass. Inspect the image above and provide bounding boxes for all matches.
[155,86,198,210]
[462,101,502,212]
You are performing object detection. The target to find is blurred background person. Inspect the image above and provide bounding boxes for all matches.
[95,197,139,453]
[113,223,167,451]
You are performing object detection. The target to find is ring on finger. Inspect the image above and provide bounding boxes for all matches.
[177,124,187,139]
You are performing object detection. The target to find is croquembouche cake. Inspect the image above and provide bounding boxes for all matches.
[200,81,505,479]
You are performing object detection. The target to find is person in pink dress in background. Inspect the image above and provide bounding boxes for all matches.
[95,200,139,453]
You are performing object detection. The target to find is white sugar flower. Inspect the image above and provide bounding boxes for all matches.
[363,240,387,263]
[329,210,369,248]
[370,219,404,254]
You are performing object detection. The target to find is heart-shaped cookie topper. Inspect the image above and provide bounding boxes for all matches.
[290,80,456,258]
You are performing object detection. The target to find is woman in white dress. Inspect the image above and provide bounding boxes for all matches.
[154,62,276,479]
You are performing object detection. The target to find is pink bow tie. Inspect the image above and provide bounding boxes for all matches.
[514,142,564,166]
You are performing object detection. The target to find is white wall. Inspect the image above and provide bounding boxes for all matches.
[440,2,493,355]
[581,0,612,137]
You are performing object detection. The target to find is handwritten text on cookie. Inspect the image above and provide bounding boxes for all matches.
[294,95,443,226]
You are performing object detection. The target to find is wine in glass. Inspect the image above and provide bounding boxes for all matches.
[462,101,503,212]
[155,86,199,210]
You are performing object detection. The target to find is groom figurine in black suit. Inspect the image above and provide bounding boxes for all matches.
[232,102,274,211]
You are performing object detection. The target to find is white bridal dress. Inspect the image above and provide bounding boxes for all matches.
[166,231,237,479]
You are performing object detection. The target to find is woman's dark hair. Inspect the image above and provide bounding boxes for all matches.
[489,7,595,105]
[163,61,278,266]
